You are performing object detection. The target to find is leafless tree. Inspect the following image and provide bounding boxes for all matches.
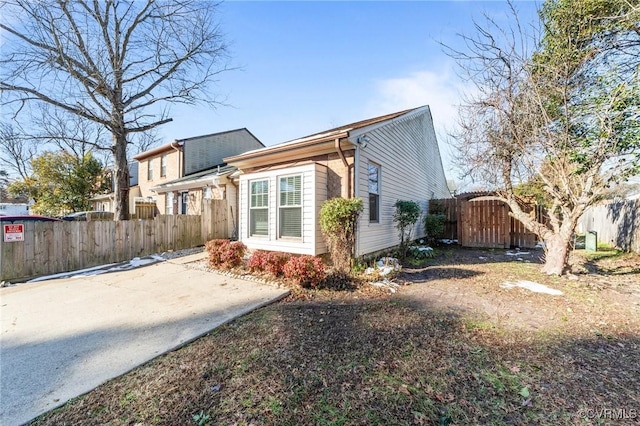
[0,122,37,179]
[1,0,231,219]
[446,2,640,275]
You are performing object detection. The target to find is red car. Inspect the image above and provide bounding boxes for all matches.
[0,215,62,223]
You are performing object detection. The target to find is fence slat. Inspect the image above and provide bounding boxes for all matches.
[578,200,640,252]
[431,197,540,249]
[1,201,229,282]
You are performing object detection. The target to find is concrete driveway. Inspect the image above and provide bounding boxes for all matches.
[0,254,289,426]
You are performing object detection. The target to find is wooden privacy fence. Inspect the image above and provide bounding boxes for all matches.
[202,199,228,241]
[135,202,158,220]
[431,196,541,249]
[578,199,640,253]
[1,201,229,282]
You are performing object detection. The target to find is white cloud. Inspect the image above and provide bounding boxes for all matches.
[367,66,467,180]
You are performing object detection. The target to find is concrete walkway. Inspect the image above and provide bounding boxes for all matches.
[0,255,289,426]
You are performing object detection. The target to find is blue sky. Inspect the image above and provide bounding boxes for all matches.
[160,1,541,183]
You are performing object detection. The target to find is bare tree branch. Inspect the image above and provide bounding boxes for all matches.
[1,0,233,219]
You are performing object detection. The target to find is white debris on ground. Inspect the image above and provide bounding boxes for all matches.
[506,250,531,256]
[370,279,401,293]
[26,255,166,283]
[364,257,401,277]
[439,239,458,245]
[364,257,402,292]
[535,241,545,249]
[410,246,434,252]
[501,280,563,296]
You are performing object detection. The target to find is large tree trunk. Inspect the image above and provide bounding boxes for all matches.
[112,131,129,221]
[541,233,572,275]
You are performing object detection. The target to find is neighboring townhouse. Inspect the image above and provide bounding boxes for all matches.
[225,106,451,256]
[91,162,140,214]
[134,128,264,219]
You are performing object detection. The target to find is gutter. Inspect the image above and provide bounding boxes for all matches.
[225,131,349,163]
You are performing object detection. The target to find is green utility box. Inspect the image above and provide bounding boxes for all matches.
[585,231,598,252]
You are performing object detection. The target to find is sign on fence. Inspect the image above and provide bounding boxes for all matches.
[3,224,24,242]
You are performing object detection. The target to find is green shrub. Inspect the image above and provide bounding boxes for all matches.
[424,214,446,243]
[408,246,436,260]
[319,197,363,273]
[393,200,421,261]
[283,255,326,288]
[205,239,246,269]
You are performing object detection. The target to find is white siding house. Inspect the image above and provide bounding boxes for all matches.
[226,106,450,257]
[238,163,327,255]
[350,107,450,255]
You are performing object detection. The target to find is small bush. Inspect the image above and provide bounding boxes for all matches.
[247,250,290,277]
[247,250,269,272]
[319,197,363,273]
[283,255,327,288]
[424,214,446,243]
[206,239,246,269]
[264,251,290,276]
[393,200,422,261]
[408,246,436,260]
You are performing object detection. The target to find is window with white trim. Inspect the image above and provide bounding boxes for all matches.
[250,180,268,236]
[180,191,188,214]
[147,160,153,181]
[279,175,302,238]
[160,155,167,177]
[368,162,380,222]
[166,192,174,215]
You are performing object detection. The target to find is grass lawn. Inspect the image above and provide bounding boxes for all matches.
[32,247,640,426]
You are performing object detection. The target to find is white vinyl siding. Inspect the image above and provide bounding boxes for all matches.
[238,163,327,255]
[183,129,264,175]
[354,108,450,256]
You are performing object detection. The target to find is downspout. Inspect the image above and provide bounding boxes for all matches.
[171,141,181,213]
[226,175,240,240]
[171,141,181,175]
[334,138,351,198]
[354,140,361,256]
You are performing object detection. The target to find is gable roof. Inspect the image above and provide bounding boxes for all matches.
[225,107,424,165]
[134,128,263,161]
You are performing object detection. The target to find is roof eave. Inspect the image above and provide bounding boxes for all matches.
[225,132,352,166]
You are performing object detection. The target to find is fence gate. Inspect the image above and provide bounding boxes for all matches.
[459,198,510,248]
[202,199,228,240]
[432,196,540,249]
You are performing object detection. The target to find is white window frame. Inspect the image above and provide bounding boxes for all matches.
[160,155,167,177]
[147,160,153,181]
[278,174,302,239]
[249,179,269,237]
[166,192,174,215]
[179,191,188,214]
